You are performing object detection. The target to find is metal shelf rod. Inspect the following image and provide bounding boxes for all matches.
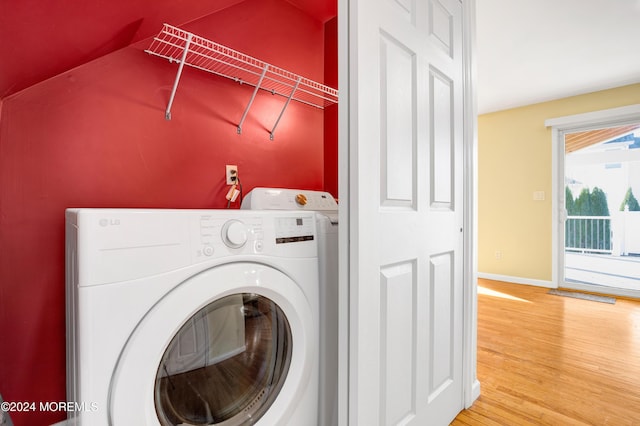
[270,76,301,140]
[238,64,269,134]
[165,33,193,120]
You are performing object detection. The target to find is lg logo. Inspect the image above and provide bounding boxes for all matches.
[99,218,121,227]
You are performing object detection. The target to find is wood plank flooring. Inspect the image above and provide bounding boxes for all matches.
[452,279,640,426]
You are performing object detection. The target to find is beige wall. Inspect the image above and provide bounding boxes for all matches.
[478,83,640,283]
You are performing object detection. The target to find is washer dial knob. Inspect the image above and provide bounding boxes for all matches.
[222,220,248,248]
[295,193,308,206]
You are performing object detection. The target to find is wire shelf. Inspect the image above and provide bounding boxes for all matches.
[145,24,338,137]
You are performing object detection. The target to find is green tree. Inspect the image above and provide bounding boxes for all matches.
[565,186,576,215]
[574,188,592,215]
[590,187,609,216]
[619,188,640,211]
[566,186,611,251]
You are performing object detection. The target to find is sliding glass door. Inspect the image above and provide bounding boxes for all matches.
[561,123,640,294]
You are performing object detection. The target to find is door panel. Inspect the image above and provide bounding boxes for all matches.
[380,32,416,207]
[349,0,465,424]
[429,0,454,56]
[430,69,454,207]
[380,261,416,424]
[429,251,454,398]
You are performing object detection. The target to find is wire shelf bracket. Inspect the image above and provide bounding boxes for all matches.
[237,64,268,135]
[145,24,339,139]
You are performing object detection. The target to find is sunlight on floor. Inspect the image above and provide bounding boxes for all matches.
[631,309,640,344]
[478,286,531,303]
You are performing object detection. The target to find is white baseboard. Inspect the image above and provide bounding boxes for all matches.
[478,272,640,299]
[477,272,556,289]
[465,379,481,408]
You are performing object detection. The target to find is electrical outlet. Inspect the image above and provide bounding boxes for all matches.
[226,165,238,185]
[495,250,502,260]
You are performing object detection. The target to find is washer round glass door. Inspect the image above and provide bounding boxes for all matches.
[154,293,292,425]
[108,262,315,426]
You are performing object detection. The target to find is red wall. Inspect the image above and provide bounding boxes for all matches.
[0,1,332,424]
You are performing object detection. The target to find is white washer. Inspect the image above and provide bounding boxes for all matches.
[65,209,319,425]
[241,188,338,426]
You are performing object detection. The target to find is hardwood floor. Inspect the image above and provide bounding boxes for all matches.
[452,279,640,426]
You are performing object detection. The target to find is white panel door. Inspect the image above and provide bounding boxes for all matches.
[346,0,466,424]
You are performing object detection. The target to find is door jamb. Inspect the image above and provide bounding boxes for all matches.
[462,0,481,409]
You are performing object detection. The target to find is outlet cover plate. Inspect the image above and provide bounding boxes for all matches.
[226,165,238,185]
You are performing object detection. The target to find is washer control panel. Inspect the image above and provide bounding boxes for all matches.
[68,209,317,286]
[275,216,315,244]
[197,215,263,258]
[195,211,316,262]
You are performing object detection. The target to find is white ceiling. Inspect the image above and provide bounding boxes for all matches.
[476,0,640,114]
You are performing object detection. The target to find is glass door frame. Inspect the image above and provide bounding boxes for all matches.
[547,104,640,298]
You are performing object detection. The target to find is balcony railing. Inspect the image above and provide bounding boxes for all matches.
[565,215,612,254]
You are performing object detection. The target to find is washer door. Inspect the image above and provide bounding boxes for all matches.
[109,262,315,426]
